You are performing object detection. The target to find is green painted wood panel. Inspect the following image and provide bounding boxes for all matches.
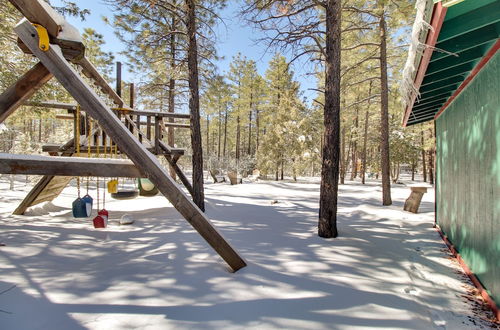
[436,51,499,305]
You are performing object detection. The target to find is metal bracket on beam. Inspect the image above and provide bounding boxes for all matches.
[32,24,50,51]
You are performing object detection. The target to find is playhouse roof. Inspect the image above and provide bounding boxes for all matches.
[401,0,500,127]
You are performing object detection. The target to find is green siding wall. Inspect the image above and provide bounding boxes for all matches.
[436,51,500,305]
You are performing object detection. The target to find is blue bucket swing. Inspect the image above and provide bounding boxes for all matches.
[72,105,93,218]
[82,177,93,217]
[72,177,88,218]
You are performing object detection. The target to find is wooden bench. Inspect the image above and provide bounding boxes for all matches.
[404,186,428,213]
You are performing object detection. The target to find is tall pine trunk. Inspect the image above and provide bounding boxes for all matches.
[428,149,434,184]
[411,159,416,181]
[206,114,210,157]
[280,157,284,180]
[421,130,427,182]
[428,127,434,184]
[256,109,260,152]
[168,12,177,180]
[186,0,204,211]
[378,12,392,205]
[350,107,359,180]
[217,103,221,160]
[340,123,346,184]
[361,82,371,184]
[248,92,253,155]
[236,115,241,163]
[223,106,228,158]
[361,106,369,184]
[319,0,341,238]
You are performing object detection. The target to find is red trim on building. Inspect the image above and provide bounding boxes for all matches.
[434,39,500,121]
[403,3,448,127]
[435,225,500,322]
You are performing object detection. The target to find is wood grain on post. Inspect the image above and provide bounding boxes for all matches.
[0,153,143,178]
[0,62,53,123]
[8,0,62,38]
[15,20,246,272]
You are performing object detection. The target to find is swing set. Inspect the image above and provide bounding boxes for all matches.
[0,0,246,272]
[71,105,158,225]
[71,105,109,227]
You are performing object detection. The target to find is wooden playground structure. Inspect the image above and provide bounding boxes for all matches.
[0,0,246,272]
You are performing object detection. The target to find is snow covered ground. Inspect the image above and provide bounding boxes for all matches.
[0,175,498,329]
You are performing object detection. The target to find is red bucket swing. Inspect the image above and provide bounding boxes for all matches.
[93,177,107,228]
[93,125,109,229]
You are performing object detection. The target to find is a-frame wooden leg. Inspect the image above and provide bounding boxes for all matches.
[13,175,55,215]
[0,62,53,123]
[16,20,246,272]
[164,154,194,197]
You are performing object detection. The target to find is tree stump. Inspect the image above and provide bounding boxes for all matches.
[403,186,427,213]
[228,171,240,185]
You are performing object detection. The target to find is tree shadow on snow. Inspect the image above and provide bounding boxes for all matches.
[0,183,455,329]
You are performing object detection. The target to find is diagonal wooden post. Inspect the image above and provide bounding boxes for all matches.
[15,19,246,272]
[0,62,52,123]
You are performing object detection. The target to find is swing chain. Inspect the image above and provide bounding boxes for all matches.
[86,117,93,194]
[76,105,81,198]
[96,128,100,211]
[102,130,106,209]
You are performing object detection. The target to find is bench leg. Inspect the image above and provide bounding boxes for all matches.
[404,191,424,213]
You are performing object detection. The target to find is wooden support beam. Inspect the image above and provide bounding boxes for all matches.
[413,108,440,119]
[129,82,134,108]
[146,116,152,140]
[0,62,53,123]
[55,114,74,120]
[419,74,465,92]
[116,61,122,97]
[426,45,488,75]
[16,20,246,272]
[9,0,62,38]
[128,119,188,127]
[24,101,76,110]
[420,83,459,98]
[9,0,84,61]
[132,110,190,119]
[413,93,452,108]
[154,115,160,154]
[162,145,194,197]
[78,57,123,106]
[0,153,143,178]
[163,122,191,128]
[431,24,499,63]
[13,175,56,215]
[41,144,184,156]
[413,93,451,108]
[437,2,500,43]
[136,115,142,143]
[413,100,446,112]
[421,62,473,86]
[68,106,191,119]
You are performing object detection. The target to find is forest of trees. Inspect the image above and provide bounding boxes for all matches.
[0,0,436,237]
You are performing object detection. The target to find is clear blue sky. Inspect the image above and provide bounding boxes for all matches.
[52,0,317,103]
